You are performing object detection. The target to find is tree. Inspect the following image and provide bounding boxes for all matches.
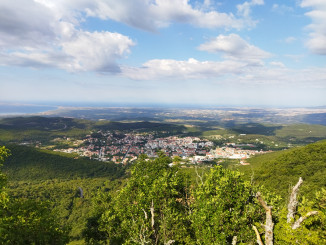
[0,146,10,191]
[88,153,194,244]
[84,155,326,245]
[191,166,262,244]
[0,199,70,245]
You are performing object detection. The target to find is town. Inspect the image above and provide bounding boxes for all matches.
[52,130,270,165]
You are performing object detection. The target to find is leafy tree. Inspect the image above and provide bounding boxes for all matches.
[191,166,262,244]
[0,199,69,245]
[0,146,10,191]
[88,153,194,244]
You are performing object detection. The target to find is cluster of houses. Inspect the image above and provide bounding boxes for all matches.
[53,131,269,165]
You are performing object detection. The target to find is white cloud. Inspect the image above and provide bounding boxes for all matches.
[149,0,244,29]
[121,56,326,95]
[0,0,57,49]
[38,0,263,31]
[198,34,271,61]
[236,0,264,26]
[0,0,135,73]
[0,0,264,74]
[301,0,326,55]
[122,58,249,80]
[61,31,134,72]
[284,36,297,43]
[269,61,285,68]
[237,0,264,18]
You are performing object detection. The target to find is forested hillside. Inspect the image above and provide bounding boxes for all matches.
[1,141,325,244]
[4,145,124,180]
[0,116,186,144]
[2,145,126,243]
[239,140,326,199]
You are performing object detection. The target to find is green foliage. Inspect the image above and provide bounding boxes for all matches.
[274,190,326,244]
[0,199,69,245]
[191,166,261,244]
[0,146,10,191]
[232,123,282,136]
[1,144,126,242]
[4,145,124,181]
[0,117,187,145]
[240,140,326,199]
[86,156,275,244]
[0,146,69,244]
[275,124,326,140]
[94,121,186,134]
[95,153,193,244]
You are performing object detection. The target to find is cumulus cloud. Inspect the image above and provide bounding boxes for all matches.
[0,0,134,73]
[121,56,326,93]
[122,58,251,80]
[61,31,134,72]
[0,0,56,49]
[0,0,264,73]
[198,34,271,61]
[36,0,263,31]
[301,0,326,55]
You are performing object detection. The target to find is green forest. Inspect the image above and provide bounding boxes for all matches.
[0,141,325,244]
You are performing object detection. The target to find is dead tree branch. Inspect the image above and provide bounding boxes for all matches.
[287,177,303,223]
[150,200,155,229]
[252,226,264,245]
[232,236,237,245]
[286,177,319,229]
[142,208,148,220]
[164,240,175,245]
[195,165,203,185]
[292,211,318,230]
[256,192,274,245]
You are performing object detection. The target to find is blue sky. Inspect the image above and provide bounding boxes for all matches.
[0,0,325,107]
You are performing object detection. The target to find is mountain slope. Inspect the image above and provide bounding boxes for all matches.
[240,140,326,199]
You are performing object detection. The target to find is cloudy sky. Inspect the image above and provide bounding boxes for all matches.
[0,0,325,107]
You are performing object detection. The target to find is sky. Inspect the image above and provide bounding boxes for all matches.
[0,0,326,107]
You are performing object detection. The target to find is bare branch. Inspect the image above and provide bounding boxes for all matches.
[256,192,273,245]
[256,192,270,212]
[150,200,155,229]
[232,236,237,245]
[165,240,175,245]
[142,208,148,220]
[287,177,303,223]
[252,226,264,245]
[292,211,318,230]
[195,165,204,185]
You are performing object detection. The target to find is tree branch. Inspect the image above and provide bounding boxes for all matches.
[232,236,237,245]
[150,200,155,229]
[142,208,148,220]
[287,177,303,223]
[252,226,264,245]
[195,165,203,185]
[256,192,273,245]
[165,240,175,245]
[292,211,318,230]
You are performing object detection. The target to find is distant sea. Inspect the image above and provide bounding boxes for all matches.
[0,104,58,115]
